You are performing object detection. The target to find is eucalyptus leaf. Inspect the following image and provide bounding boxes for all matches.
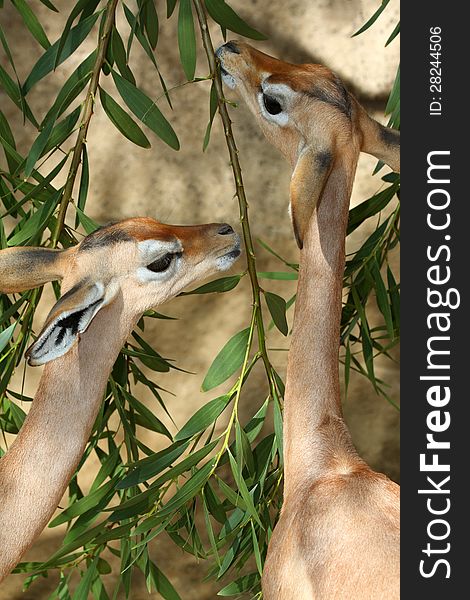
[178,0,196,80]
[23,11,100,95]
[175,395,231,441]
[204,0,266,40]
[217,572,258,595]
[352,0,390,37]
[265,291,288,336]
[0,323,16,353]
[181,275,241,295]
[111,70,179,150]
[41,106,81,157]
[117,440,190,488]
[202,328,250,391]
[11,0,51,50]
[7,189,62,246]
[99,87,151,148]
[258,271,298,280]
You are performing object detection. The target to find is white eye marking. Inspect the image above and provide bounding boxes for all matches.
[136,254,182,283]
[137,239,182,263]
[136,240,183,283]
[258,82,295,126]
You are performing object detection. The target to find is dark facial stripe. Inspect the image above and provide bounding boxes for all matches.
[379,124,400,148]
[223,41,240,54]
[79,224,133,252]
[307,78,352,119]
[316,150,333,171]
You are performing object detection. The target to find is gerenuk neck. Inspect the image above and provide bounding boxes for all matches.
[282,152,363,499]
[0,294,136,580]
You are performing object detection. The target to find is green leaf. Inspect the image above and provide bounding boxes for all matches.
[11,0,51,50]
[0,64,38,126]
[43,50,96,124]
[53,0,100,71]
[0,323,16,353]
[41,106,81,157]
[202,494,222,566]
[227,450,263,527]
[1,156,67,219]
[217,573,259,596]
[99,87,151,148]
[76,145,89,227]
[24,118,55,177]
[257,237,298,270]
[50,476,120,527]
[143,0,159,49]
[156,458,215,519]
[175,395,231,441]
[387,265,400,330]
[386,21,400,46]
[251,522,263,576]
[385,65,400,118]
[205,0,266,40]
[347,182,398,235]
[111,28,136,84]
[202,327,250,391]
[96,557,112,575]
[265,291,288,336]
[7,189,62,246]
[72,560,97,600]
[235,420,255,474]
[352,0,390,37]
[258,271,298,280]
[203,80,218,151]
[23,11,100,95]
[0,24,19,80]
[111,70,179,150]
[121,387,172,439]
[245,398,269,442]
[146,562,181,600]
[181,275,241,295]
[122,5,173,109]
[371,259,394,338]
[0,398,27,433]
[123,347,170,372]
[273,394,283,463]
[117,440,190,489]
[38,0,58,11]
[204,481,226,523]
[216,476,247,511]
[123,4,158,70]
[166,0,177,18]
[0,109,18,171]
[75,206,100,234]
[114,441,218,523]
[178,0,196,80]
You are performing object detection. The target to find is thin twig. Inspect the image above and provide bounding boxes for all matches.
[51,0,119,248]
[193,0,275,391]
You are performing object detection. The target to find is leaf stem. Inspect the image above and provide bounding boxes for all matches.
[51,0,119,248]
[193,0,275,391]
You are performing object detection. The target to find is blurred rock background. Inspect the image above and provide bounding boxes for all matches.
[0,0,399,597]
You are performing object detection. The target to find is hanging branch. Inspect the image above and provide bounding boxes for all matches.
[193,0,276,392]
[51,0,119,247]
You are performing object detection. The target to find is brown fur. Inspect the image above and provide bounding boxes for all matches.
[217,41,400,598]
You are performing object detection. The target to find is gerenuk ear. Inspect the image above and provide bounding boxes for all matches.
[355,100,400,173]
[0,247,69,293]
[289,147,333,249]
[26,280,107,366]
